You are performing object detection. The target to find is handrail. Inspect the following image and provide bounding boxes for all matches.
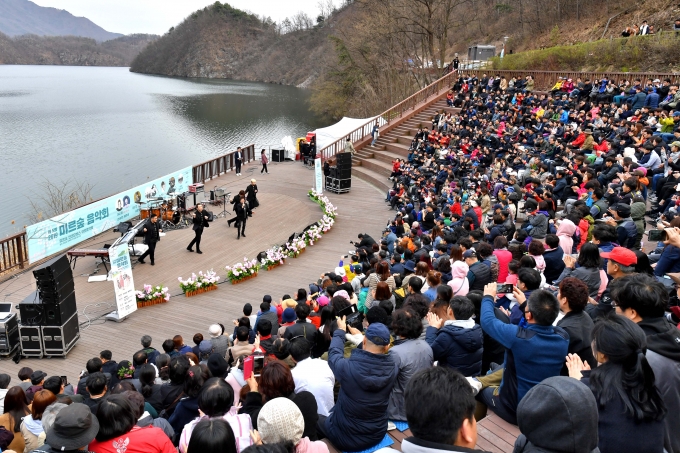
[319,70,460,161]
[0,232,28,273]
[192,144,256,184]
[456,69,680,92]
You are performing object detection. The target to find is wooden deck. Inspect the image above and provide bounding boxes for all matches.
[0,161,387,383]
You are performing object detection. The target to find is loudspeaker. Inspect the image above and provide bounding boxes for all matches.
[19,291,43,326]
[42,313,79,356]
[338,179,352,189]
[19,324,43,356]
[272,149,284,162]
[329,167,337,178]
[32,254,70,282]
[336,167,351,179]
[38,278,75,304]
[42,291,77,326]
[336,153,352,165]
[0,313,19,355]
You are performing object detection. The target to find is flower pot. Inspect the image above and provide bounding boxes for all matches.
[136,297,168,308]
[266,261,284,271]
[184,285,219,297]
[230,272,258,284]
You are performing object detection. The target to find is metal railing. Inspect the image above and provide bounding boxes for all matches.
[456,69,680,92]
[319,70,461,161]
[0,233,28,273]
[192,144,256,184]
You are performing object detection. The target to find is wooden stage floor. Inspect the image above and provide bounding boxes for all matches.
[0,161,387,383]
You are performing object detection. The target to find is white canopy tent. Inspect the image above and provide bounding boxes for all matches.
[314,115,387,151]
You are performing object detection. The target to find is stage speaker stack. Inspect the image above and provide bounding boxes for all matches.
[327,153,352,193]
[272,149,284,162]
[19,254,80,357]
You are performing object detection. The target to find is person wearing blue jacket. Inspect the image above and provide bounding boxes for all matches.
[320,321,397,452]
[476,283,569,425]
[425,296,483,376]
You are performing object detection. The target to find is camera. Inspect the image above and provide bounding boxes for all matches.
[338,304,365,332]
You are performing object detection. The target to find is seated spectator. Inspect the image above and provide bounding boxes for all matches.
[26,370,47,402]
[0,386,30,452]
[319,321,397,451]
[155,354,171,384]
[168,365,207,435]
[17,367,34,391]
[229,326,255,364]
[77,358,111,398]
[89,394,176,453]
[207,353,230,380]
[139,364,163,413]
[116,360,141,392]
[388,308,433,421]
[254,398,329,453]
[566,316,667,453]
[173,335,193,355]
[425,296,482,376]
[513,377,599,453]
[475,284,569,424]
[542,235,565,285]
[283,304,318,342]
[0,373,10,413]
[209,324,230,358]
[100,350,118,377]
[179,377,251,453]
[464,249,491,291]
[254,297,279,333]
[83,372,108,415]
[140,335,160,364]
[42,375,83,404]
[447,261,470,296]
[612,273,680,453]
[160,356,190,418]
[126,390,175,441]
[131,350,148,378]
[555,278,596,373]
[277,308,297,338]
[38,403,99,453]
[240,360,318,440]
[186,418,237,453]
[554,243,602,298]
[21,389,56,451]
[162,339,178,358]
[289,338,335,417]
[256,320,276,354]
[401,367,486,453]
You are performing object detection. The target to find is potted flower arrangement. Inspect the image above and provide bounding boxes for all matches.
[309,189,337,219]
[260,246,286,271]
[135,284,170,308]
[284,237,307,258]
[178,269,220,297]
[117,363,135,380]
[302,225,323,246]
[225,257,260,284]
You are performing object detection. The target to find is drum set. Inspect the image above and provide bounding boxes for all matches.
[137,187,231,230]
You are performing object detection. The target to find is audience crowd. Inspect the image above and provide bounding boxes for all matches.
[1,74,680,453]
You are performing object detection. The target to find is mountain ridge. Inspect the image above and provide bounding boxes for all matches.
[0,0,122,42]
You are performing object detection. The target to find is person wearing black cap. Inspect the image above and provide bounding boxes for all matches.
[31,402,99,453]
[25,371,47,402]
[605,204,637,249]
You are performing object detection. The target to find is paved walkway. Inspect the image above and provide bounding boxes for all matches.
[0,161,387,383]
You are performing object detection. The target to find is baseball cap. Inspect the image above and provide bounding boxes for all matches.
[463,249,476,259]
[609,204,631,218]
[364,323,391,346]
[600,247,637,266]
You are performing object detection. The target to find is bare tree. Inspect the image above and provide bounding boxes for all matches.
[291,11,314,31]
[28,178,95,224]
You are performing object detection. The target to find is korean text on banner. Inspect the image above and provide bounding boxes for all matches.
[315,158,323,194]
[108,243,137,318]
[26,167,193,263]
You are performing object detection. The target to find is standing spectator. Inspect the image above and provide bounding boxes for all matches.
[318,321,397,452]
[388,309,433,421]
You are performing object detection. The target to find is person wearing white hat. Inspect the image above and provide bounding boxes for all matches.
[209,324,230,359]
[253,398,329,453]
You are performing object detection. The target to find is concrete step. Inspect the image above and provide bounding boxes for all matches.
[371,150,406,165]
[355,150,374,159]
[384,141,410,156]
[351,166,393,193]
[358,157,392,176]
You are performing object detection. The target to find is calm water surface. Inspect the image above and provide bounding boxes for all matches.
[0,66,329,237]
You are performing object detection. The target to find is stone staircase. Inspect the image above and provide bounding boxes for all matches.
[351,96,459,193]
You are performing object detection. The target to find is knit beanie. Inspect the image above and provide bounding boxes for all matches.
[257,398,304,445]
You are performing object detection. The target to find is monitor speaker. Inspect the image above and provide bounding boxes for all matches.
[336,153,352,165]
[272,149,284,162]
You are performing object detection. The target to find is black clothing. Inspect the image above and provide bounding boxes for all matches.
[556,310,596,373]
[283,320,318,342]
[235,150,243,173]
[245,184,259,208]
[188,209,210,251]
[234,202,252,238]
[138,219,160,264]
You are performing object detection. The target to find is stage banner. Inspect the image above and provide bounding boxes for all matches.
[108,243,137,318]
[315,158,323,194]
[26,166,193,263]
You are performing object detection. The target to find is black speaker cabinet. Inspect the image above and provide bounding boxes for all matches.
[272,149,284,162]
[43,291,77,327]
[0,313,19,355]
[38,278,75,304]
[338,179,352,189]
[336,167,351,179]
[42,312,79,356]
[19,291,44,326]
[336,152,352,165]
[33,254,71,282]
[19,324,43,357]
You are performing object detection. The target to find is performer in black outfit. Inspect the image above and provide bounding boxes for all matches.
[138,214,161,265]
[234,197,252,239]
[235,147,243,176]
[187,204,210,254]
[245,179,259,209]
[227,190,245,228]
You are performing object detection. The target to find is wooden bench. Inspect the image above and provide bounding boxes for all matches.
[319,413,520,453]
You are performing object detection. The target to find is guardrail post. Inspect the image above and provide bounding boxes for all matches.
[16,235,24,269]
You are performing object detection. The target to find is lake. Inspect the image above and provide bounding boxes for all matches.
[0,66,329,237]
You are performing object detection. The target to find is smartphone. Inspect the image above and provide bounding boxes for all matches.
[496,284,514,294]
[243,356,254,379]
[61,376,68,386]
[337,304,358,319]
[253,356,264,378]
[647,229,667,241]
